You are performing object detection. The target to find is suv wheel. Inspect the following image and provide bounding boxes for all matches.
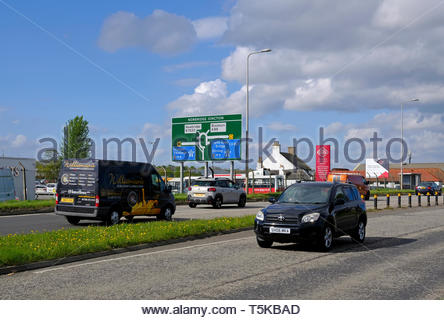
[188,202,197,208]
[158,206,173,221]
[106,209,121,226]
[212,196,222,209]
[125,215,134,223]
[66,216,80,225]
[351,219,366,243]
[238,195,246,207]
[317,225,333,251]
[256,237,273,248]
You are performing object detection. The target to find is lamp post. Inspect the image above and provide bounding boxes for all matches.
[400,98,419,190]
[245,48,272,194]
[158,166,167,183]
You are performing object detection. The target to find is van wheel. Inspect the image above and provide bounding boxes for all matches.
[212,196,222,209]
[125,215,134,223]
[188,202,197,208]
[106,209,121,226]
[66,216,80,225]
[238,195,246,207]
[158,206,173,221]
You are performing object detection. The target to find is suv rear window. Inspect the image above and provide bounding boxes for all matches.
[193,180,216,187]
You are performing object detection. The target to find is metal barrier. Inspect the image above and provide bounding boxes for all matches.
[418,194,421,207]
[386,194,390,208]
[374,194,378,209]
[408,193,412,208]
[435,192,439,206]
[427,192,431,207]
[397,193,401,208]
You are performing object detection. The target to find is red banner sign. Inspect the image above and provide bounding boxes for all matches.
[315,145,331,181]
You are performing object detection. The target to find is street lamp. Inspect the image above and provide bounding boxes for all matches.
[157,166,167,183]
[245,48,272,194]
[400,98,419,190]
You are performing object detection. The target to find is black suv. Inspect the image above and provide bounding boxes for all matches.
[254,182,367,251]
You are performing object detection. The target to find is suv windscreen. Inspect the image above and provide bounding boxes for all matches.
[193,180,216,187]
[279,184,332,204]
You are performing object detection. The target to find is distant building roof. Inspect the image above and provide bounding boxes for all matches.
[353,162,444,171]
[354,167,444,182]
[280,152,311,171]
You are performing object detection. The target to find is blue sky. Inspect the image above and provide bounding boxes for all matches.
[2,0,444,169]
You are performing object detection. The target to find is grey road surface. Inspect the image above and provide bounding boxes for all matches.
[0,206,443,299]
[1,195,443,236]
[0,202,269,236]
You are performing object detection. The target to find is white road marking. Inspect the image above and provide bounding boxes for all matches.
[33,235,255,274]
[0,212,53,218]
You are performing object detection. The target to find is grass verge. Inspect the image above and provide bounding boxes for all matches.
[0,199,55,212]
[0,215,255,267]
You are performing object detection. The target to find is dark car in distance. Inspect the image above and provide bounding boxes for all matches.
[415,181,442,196]
[254,182,367,251]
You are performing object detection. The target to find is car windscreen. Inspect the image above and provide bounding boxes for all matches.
[279,184,332,204]
[58,160,97,195]
[192,180,216,186]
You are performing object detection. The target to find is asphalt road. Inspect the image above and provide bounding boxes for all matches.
[0,202,269,236]
[2,194,443,236]
[0,206,443,299]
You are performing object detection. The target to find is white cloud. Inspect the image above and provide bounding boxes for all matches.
[192,17,228,40]
[284,78,333,111]
[98,10,196,55]
[141,122,170,139]
[167,78,291,117]
[212,0,444,115]
[331,110,444,163]
[267,121,297,132]
[11,134,27,148]
[372,0,442,29]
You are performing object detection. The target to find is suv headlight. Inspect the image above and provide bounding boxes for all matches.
[256,210,264,221]
[301,212,320,223]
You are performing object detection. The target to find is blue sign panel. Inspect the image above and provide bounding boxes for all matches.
[210,139,241,160]
[172,146,196,161]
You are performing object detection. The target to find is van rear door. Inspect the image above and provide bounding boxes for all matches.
[57,160,98,207]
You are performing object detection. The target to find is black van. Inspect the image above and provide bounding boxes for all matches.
[55,159,176,225]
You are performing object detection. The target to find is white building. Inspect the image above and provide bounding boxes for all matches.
[250,141,313,189]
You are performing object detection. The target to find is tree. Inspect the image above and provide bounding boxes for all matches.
[36,150,62,182]
[60,116,91,159]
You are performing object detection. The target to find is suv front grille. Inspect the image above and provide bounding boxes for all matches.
[266,214,300,224]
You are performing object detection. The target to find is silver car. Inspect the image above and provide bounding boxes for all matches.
[187,178,247,209]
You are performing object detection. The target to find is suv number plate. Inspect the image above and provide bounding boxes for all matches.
[270,227,290,234]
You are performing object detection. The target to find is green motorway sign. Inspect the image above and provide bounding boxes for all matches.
[171,114,242,162]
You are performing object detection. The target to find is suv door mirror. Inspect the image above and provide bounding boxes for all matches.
[268,197,277,203]
[335,198,345,206]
